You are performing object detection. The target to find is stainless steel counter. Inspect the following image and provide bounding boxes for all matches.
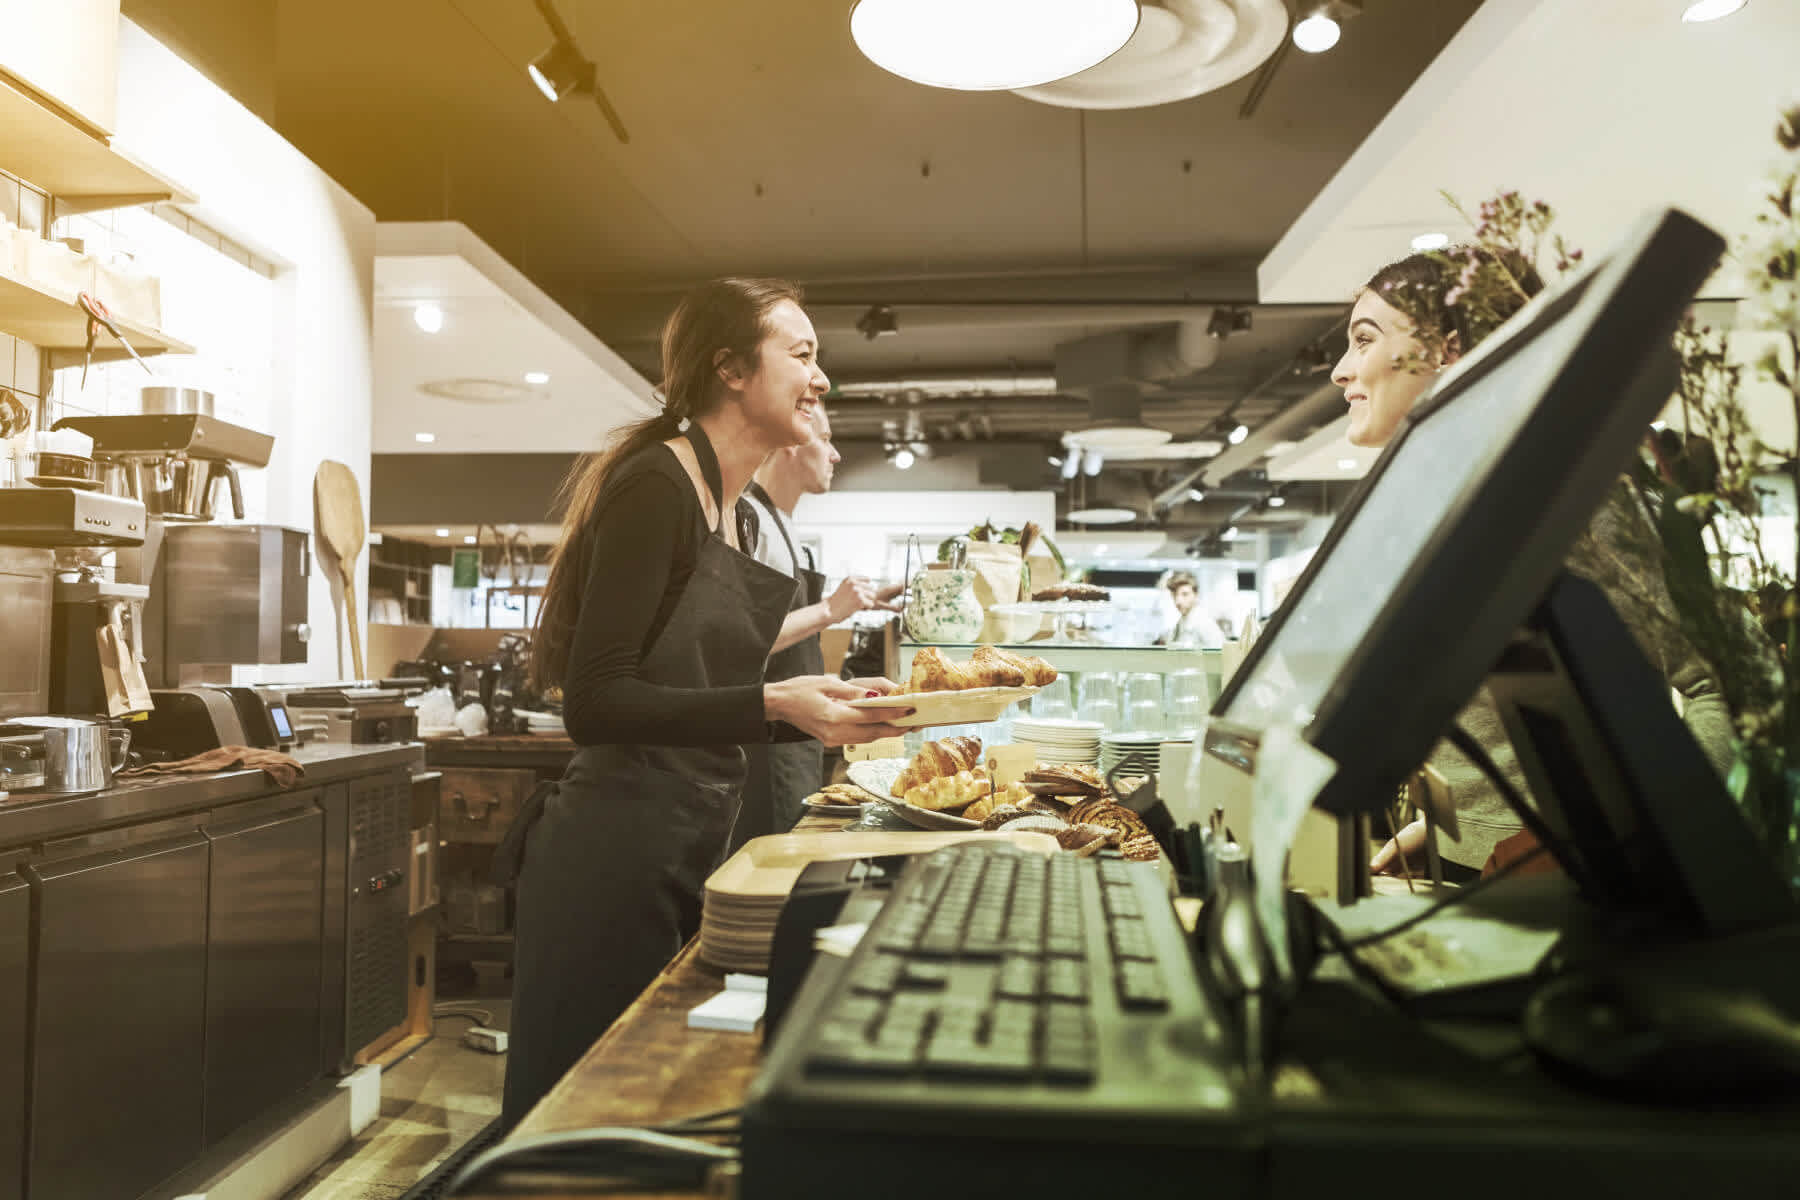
[0,741,422,851]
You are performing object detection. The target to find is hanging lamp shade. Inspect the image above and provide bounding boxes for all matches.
[849,0,1141,91]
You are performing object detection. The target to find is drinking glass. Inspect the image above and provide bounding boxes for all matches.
[1166,669,1212,737]
[1077,672,1120,728]
[1032,676,1073,719]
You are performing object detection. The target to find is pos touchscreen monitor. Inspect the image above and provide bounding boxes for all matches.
[1207,207,1791,930]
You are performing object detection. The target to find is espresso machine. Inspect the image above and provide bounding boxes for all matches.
[0,487,151,795]
[52,412,311,687]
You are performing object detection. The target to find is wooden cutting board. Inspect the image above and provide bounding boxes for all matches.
[314,460,366,678]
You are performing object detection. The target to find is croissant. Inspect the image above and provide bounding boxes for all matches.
[891,736,985,796]
[905,768,992,812]
[969,644,1028,687]
[984,645,1059,687]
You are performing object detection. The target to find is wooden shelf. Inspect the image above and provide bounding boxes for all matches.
[0,71,193,212]
[0,269,194,365]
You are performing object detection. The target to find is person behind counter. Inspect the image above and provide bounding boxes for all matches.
[1331,247,1735,880]
[1157,569,1225,649]
[736,404,903,849]
[500,277,910,1128]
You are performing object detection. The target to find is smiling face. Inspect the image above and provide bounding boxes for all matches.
[1331,289,1442,448]
[726,298,830,448]
[792,406,840,494]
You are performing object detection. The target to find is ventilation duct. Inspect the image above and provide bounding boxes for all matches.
[1012,0,1289,110]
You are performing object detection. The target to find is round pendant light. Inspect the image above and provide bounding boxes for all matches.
[849,0,1141,92]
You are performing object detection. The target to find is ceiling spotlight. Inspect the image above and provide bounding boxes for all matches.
[1682,0,1746,21]
[525,371,550,385]
[1188,488,1207,503]
[1047,455,1062,466]
[1083,449,1105,476]
[1292,1,1361,53]
[1222,525,1240,541]
[849,0,1140,91]
[1061,452,1081,480]
[463,534,478,545]
[1227,423,1249,445]
[856,304,900,340]
[413,303,443,333]
[1266,493,1286,508]
[1206,305,1254,341]
[525,1,631,142]
[528,38,594,100]
[1411,231,1451,252]
[892,447,916,470]
[414,432,436,444]
[435,528,451,538]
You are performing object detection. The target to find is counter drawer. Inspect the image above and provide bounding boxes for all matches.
[438,768,533,843]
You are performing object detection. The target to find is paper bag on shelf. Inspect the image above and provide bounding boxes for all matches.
[964,540,1025,643]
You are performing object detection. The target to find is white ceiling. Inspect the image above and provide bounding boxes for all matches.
[1259,0,1800,304]
[372,221,655,454]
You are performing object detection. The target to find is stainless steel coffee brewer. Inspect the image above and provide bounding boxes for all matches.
[53,413,310,687]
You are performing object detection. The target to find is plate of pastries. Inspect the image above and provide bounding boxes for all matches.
[845,736,1161,860]
[849,645,1057,728]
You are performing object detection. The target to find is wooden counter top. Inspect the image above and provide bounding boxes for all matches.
[422,733,576,753]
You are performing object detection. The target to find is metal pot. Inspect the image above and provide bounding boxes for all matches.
[163,456,244,521]
[140,387,215,417]
[22,450,95,483]
[0,718,130,794]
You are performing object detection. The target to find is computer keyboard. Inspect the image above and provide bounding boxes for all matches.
[743,841,1252,1200]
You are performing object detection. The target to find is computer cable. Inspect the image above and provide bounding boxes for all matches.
[1442,722,1567,861]
[446,1125,739,1195]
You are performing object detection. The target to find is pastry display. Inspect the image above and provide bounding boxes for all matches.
[1030,583,1111,602]
[1022,763,1107,797]
[892,735,983,796]
[801,783,871,809]
[1065,798,1153,845]
[902,773,1031,815]
[902,646,1058,694]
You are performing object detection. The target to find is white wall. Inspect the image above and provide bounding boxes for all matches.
[107,18,377,683]
[790,490,1056,584]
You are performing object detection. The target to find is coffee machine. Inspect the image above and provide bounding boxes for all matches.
[0,489,151,721]
[52,413,311,687]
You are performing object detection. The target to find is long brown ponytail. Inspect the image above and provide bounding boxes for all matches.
[530,276,803,691]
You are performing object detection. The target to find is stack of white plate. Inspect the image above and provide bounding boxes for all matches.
[1099,732,1189,776]
[515,708,566,735]
[1011,717,1103,765]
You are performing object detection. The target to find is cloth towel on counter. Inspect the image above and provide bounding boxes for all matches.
[120,746,306,789]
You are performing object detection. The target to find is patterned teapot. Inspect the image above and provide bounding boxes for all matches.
[904,567,984,644]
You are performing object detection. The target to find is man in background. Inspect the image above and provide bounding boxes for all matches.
[733,407,902,849]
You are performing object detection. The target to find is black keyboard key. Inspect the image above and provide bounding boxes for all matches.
[1109,918,1155,962]
[851,953,906,995]
[996,956,1040,999]
[1045,958,1089,1003]
[900,959,952,989]
[1116,961,1170,1010]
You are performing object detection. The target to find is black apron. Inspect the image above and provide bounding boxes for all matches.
[731,483,827,851]
[498,429,794,1129]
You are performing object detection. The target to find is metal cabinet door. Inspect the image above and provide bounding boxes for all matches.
[24,819,209,1200]
[203,794,325,1146]
[0,872,28,1200]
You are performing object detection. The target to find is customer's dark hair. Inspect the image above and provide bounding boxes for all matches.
[1361,244,1546,358]
[530,277,804,692]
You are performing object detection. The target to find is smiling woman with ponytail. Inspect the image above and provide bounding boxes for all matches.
[499,277,909,1128]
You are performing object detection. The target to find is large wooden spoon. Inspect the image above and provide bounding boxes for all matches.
[314,460,366,679]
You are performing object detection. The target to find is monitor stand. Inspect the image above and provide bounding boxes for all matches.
[1486,569,1793,940]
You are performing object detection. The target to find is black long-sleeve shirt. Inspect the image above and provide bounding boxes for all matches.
[560,445,774,746]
